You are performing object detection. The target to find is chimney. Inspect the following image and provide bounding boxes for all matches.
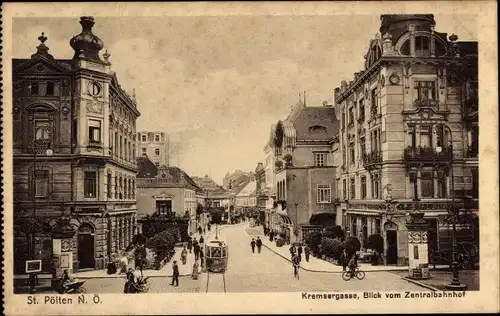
[334,87,340,104]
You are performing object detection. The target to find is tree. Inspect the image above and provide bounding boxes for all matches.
[345,236,361,257]
[333,225,346,241]
[305,231,322,255]
[367,234,384,253]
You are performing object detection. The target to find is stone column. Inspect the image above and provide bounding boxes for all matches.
[409,24,416,57]
[406,211,430,279]
[51,213,76,289]
[430,26,436,57]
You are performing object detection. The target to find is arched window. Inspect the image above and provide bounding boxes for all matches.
[415,36,430,56]
[78,223,95,234]
[400,40,411,55]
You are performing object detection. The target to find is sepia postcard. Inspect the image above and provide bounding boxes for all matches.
[2,1,499,315]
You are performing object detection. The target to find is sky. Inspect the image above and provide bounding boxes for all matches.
[13,14,477,184]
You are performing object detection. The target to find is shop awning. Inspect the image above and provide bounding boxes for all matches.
[346,210,382,216]
[279,214,292,225]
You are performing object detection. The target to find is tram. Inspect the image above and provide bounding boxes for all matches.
[204,238,228,273]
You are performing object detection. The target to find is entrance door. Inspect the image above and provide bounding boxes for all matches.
[78,224,95,270]
[386,230,398,265]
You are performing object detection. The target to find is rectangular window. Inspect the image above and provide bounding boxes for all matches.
[349,143,355,164]
[371,89,377,115]
[34,119,52,141]
[413,245,420,259]
[348,107,354,126]
[155,134,160,142]
[421,171,434,198]
[84,171,97,198]
[34,170,49,198]
[375,218,381,235]
[360,137,366,157]
[30,82,39,96]
[141,135,147,142]
[155,148,160,156]
[141,148,147,156]
[358,98,365,121]
[343,179,347,199]
[107,173,112,198]
[420,126,432,148]
[46,82,55,96]
[317,184,331,203]
[437,176,446,198]
[314,152,327,167]
[361,176,367,199]
[415,81,436,101]
[341,110,346,129]
[372,174,380,199]
[350,178,356,199]
[88,120,101,143]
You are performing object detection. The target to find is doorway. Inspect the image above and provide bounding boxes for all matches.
[78,224,95,270]
[386,230,398,265]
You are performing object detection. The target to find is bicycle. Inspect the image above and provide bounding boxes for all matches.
[342,267,365,281]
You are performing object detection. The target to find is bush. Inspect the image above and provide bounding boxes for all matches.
[305,231,322,255]
[320,237,344,261]
[144,228,178,269]
[345,236,361,257]
[367,234,384,253]
[133,233,146,245]
[333,226,346,240]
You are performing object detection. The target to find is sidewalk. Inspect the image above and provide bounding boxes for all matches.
[245,225,448,273]
[74,232,208,279]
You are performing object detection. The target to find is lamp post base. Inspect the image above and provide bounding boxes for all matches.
[444,283,468,291]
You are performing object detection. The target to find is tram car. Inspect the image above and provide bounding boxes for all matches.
[205,238,228,273]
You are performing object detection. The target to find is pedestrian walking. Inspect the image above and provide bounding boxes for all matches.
[198,226,202,235]
[191,261,199,280]
[298,244,303,262]
[181,246,188,265]
[250,238,256,253]
[171,261,179,286]
[269,230,274,242]
[199,249,204,270]
[194,242,200,260]
[341,250,348,271]
[256,237,263,253]
[187,238,193,253]
[304,245,310,262]
[203,227,206,235]
[289,245,296,260]
[292,254,300,279]
[199,235,204,244]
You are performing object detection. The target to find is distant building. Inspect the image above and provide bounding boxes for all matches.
[192,175,230,208]
[137,131,170,167]
[136,157,203,234]
[235,180,257,210]
[264,98,340,242]
[255,162,267,211]
[12,16,140,273]
[223,170,255,189]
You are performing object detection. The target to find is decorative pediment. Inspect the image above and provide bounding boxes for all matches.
[25,102,58,112]
[153,192,175,199]
[14,56,70,74]
[402,106,449,122]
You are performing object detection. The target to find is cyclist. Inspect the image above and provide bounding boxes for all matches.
[347,253,359,277]
[292,254,301,279]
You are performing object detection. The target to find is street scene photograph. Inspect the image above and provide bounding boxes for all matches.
[10,11,481,297]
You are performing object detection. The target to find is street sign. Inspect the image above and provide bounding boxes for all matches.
[25,259,42,273]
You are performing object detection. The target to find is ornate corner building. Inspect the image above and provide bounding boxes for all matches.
[13,17,141,273]
[335,15,478,265]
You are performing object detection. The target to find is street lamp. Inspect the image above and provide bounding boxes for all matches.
[436,125,467,290]
[29,142,53,293]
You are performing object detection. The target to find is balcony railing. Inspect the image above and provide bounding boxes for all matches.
[362,151,382,166]
[403,146,451,161]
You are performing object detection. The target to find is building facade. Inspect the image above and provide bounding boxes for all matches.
[335,14,478,265]
[265,99,340,242]
[137,131,170,167]
[255,162,267,211]
[13,16,141,273]
[135,157,203,234]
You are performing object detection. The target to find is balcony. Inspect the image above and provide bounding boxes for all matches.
[413,99,438,108]
[362,151,382,169]
[403,146,451,162]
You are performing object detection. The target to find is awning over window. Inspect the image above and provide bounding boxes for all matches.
[279,214,292,225]
[346,210,381,216]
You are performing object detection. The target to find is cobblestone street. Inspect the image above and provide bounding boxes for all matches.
[84,224,428,293]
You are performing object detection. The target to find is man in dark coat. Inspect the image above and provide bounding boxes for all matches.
[256,237,263,254]
[199,235,204,244]
[250,238,256,253]
[187,238,193,253]
[289,245,296,260]
[170,261,179,286]
[297,244,303,262]
[270,231,274,242]
[193,241,201,260]
[198,226,202,235]
[304,245,311,262]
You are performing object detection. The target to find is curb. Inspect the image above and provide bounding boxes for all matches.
[402,277,440,291]
[247,230,445,274]
[76,273,195,280]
